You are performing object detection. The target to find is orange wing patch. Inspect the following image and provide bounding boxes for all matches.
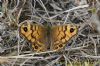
[19,21,47,52]
[51,24,77,51]
[19,21,78,52]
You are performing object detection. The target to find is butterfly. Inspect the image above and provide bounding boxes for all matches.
[19,20,78,52]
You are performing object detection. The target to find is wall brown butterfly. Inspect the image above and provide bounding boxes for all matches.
[19,20,78,52]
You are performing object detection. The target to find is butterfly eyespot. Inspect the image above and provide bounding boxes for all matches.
[59,44,63,47]
[23,27,28,32]
[70,28,75,33]
[54,46,58,50]
[39,49,43,52]
[35,46,38,49]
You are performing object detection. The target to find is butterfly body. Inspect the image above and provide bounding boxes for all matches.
[19,20,78,52]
